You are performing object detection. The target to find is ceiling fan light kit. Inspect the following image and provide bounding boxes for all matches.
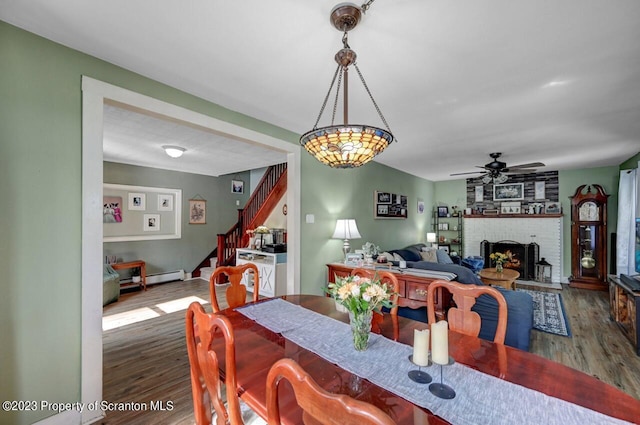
[452,152,545,184]
[299,2,395,169]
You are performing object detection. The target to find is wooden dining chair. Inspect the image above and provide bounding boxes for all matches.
[266,358,397,425]
[185,301,243,425]
[427,279,508,344]
[210,263,260,313]
[349,268,400,340]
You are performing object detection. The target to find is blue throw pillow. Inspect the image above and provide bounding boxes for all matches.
[436,249,454,264]
[389,249,422,262]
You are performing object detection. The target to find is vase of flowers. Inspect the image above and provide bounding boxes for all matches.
[490,252,508,273]
[326,274,395,351]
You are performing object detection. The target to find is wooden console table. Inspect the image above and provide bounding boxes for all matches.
[478,267,520,290]
[608,275,639,355]
[111,260,147,291]
[327,263,451,319]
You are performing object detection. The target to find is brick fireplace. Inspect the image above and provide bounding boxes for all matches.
[463,216,563,283]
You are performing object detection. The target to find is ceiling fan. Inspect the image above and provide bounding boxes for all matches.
[450,152,545,184]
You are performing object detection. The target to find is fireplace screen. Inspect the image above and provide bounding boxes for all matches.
[481,240,539,280]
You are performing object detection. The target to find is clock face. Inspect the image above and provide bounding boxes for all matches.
[579,201,599,221]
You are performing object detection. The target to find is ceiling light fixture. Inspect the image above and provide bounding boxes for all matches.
[299,1,395,169]
[163,145,186,158]
[482,173,509,185]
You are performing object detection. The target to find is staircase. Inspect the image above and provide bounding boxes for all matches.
[192,163,287,278]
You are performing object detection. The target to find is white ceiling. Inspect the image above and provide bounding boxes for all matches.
[2,0,640,181]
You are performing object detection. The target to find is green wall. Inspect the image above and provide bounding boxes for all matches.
[299,155,436,295]
[0,20,433,424]
[0,20,298,424]
[620,152,640,170]
[104,162,249,275]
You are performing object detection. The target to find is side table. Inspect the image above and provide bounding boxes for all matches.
[608,275,639,356]
[111,260,147,291]
[478,268,520,290]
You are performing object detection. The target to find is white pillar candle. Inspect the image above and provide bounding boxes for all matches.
[431,320,449,365]
[412,329,430,366]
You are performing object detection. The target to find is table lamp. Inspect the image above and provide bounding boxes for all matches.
[427,232,437,247]
[332,219,361,261]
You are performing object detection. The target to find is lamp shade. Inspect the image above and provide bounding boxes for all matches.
[427,232,437,243]
[332,219,361,240]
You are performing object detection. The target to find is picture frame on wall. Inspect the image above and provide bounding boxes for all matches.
[157,194,173,211]
[417,200,425,214]
[437,206,449,217]
[143,214,160,231]
[231,180,244,194]
[189,199,206,224]
[493,183,524,201]
[535,181,546,200]
[128,192,146,210]
[475,185,484,202]
[374,191,407,219]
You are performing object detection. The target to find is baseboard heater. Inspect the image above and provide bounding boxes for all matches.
[145,269,185,285]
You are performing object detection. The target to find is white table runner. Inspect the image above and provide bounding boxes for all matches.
[237,298,631,425]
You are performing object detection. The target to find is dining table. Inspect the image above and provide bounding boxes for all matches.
[211,294,640,425]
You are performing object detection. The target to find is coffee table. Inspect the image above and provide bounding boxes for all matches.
[478,267,519,290]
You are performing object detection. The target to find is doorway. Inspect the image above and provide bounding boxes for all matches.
[81,76,300,424]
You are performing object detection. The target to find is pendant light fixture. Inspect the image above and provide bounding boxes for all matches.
[299,2,395,168]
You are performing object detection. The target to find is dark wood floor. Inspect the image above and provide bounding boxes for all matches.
[101,279,640,424]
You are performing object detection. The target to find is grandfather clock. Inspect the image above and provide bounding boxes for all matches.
[569,184,609,290]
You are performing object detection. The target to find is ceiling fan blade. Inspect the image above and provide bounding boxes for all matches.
[504,168,538,174]
[450,170,484,176]
[508,162,545,169]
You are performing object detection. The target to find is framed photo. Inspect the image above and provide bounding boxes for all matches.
[493,183,524,201]
[437,206,449,217]
[475,185,484,202]
[376,192,391,204]
[128,192,146,210]
[417,200,425,214]
[103,195,123,223]
[143,214,160,231]
[231,180,244,194]
[500,201,521,214]
[374,191,407,219]
[544,202,561,214]
[534,181,546,200]
[157,194,173,211]
[189,199,207,224]
[439,244,450,254]
[345,253,363,266]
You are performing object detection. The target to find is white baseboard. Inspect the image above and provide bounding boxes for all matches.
[145,269,184,285]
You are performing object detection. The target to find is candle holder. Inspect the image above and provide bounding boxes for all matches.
[407,355,432,384]
[429,356,455,399]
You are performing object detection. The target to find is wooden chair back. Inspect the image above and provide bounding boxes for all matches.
[349,268,400,339]
[426,279,508,344]
[185,302,243,425]
[266,358,396,425]
[210,263,260,313]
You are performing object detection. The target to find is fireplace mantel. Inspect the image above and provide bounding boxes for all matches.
[463,214,562,219]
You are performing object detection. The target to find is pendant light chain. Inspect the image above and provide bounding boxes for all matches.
[311,64,341,130]
[361,0,376,14]
[353,63,394,136]
[330,69,344,126]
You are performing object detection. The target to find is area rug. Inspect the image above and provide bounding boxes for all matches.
[517,289,572,337]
